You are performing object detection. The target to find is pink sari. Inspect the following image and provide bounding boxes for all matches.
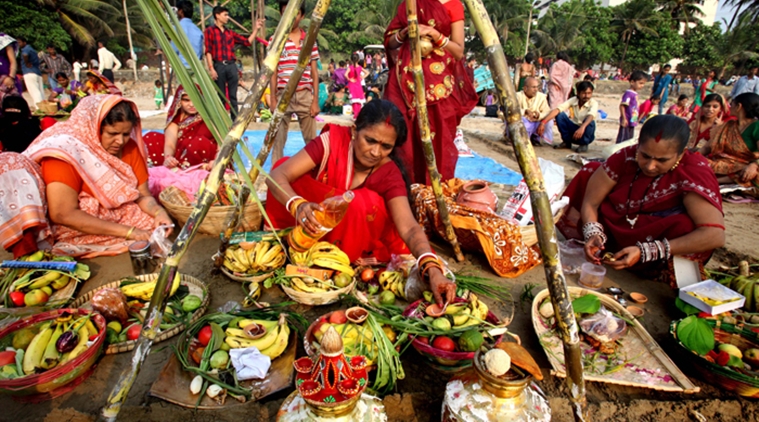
[11,95,154,258]
[548,59,573,109]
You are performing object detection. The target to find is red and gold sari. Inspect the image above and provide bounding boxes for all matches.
[85,70,121,96]
[383,0,478,184]
[144,85,218,167]
[706,120,759,187]
[0,95,154,258]
[265,124,409,263]
[558,145,723,286]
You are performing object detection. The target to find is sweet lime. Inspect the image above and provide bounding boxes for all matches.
[432,317,452,331]
[458,330,484,352]
[379,290,396,306]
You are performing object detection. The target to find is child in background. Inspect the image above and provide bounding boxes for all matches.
[616,70,648,144]
[638,94,660,124]
[365,84,381,102]
[154,80,164,110]
[325,84,348,115]
[666,94,691,119]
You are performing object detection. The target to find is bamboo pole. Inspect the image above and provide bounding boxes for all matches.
[404,0,465,263]
[462,0,587,420]
[98,1,304,420]
[247,0,330,184]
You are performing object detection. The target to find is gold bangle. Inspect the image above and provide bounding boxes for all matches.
[125,226,136,240]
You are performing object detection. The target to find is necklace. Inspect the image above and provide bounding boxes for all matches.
[624,168,662,229]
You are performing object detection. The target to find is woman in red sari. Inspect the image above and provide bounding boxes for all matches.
[558,115,725,287]
[144,85,217,168]
[383,0,478,184]
[686,93,726,150]
[266,100,456,306]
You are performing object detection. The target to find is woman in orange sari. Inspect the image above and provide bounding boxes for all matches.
[144,85,218,168]
[0,95,172,258]
[265,100,455,306]
[82,70,121,96]
[383,0,478,184]
[700,93,759,187]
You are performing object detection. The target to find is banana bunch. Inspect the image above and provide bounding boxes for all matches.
[306,242,355,277]
[121,273,181,302]
[224,315,290,360]
[21,315,98,376]
[223,242,286,275]
[379,271,406,300]
[444,294,490,328]
[725,275,759,312]
[289,276,336,293]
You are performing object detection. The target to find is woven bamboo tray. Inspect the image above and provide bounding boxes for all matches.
[159,186,262,236]
[532,286,698,393]
[281,278,356,306]
[671,318,759,397]
[520,208,564,247]
[71,273,209,354]
[220,267,275,283]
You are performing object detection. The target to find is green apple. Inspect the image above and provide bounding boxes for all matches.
[24,289,49,306]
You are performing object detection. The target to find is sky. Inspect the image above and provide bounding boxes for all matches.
[714,2,743,29]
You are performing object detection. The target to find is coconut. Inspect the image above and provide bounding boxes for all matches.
[483,348,511,377]
[320,326,344,355]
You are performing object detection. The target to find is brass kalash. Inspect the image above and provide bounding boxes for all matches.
[442,343,552,421]
[276,326,386,421]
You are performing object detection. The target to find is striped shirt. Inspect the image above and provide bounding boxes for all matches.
[272,29,319,92]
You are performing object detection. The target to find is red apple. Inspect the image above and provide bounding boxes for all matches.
[9,291,25,307]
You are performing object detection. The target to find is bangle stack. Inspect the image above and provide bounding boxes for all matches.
[435,34,450,49]
[582,222,607,244]
[125,226,136,240]
[416,252,444,279]
[394,31,405,45]
[286,196,307,218]
[636,238,671,263]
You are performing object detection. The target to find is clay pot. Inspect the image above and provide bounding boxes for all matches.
[457,180,498,213]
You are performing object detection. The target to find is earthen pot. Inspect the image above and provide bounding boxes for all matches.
[457,180,498,213]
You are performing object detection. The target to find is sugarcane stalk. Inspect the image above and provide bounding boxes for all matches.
[248,0,331,185]
[462,0,587,420]
[213,185,251,270]
[405,0,465,263]
[98,2,305,420]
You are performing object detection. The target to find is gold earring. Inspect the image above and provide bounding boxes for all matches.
[670,156,682,172]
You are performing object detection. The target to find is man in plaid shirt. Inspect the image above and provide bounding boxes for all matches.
[269,0,321,163]
[204,6,256,118]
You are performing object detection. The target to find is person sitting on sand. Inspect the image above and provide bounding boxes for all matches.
[143,85,218,169]
[324,84,348,115]
[687,93,726,150]
[700,93,759,188]
[517,76,552,146]
[265,99,456,306]
[48,72,83,112]
[82,69,121,96]
[0,95,172,258]
[666,94,691,120]
[557,115,725,287]
[538,80,598,153]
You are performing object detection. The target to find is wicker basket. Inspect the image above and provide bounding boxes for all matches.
[220,267,275,283]
[0,308,106,401]
[671,318,759,397]
[36,101,58,115]
[520,207,564,247]
[281,278,356,306]
[70,273,210,354]
[159,186,262,236]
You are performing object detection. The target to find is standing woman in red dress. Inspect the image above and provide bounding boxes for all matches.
[384,0,478,184]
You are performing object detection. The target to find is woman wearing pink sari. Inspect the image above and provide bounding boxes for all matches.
[548,52,574,109]
[0,95,172,258]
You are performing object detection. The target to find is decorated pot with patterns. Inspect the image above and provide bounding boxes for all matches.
[456,180,498,213]
[441,349,551,422]
[291,326,370,417]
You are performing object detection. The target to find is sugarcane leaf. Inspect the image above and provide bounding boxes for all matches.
[676,315,714,356]
[571,294,601,315]
[675,297,701,316]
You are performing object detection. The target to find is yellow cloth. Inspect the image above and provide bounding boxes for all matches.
[556,96,599,126]
[516,91,550,120]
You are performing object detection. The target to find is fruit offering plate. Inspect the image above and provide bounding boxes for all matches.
[281,277,356,306]
[71,273,209,354]
[532,287,698,393]
[276,390,387,422]
[0,308,106,401]
[148,330,297,409]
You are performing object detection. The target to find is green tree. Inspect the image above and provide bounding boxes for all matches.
[612,10,682,71]
[610,0,659,70]
[656,0,703,33]
[349,0,402,45]
[569,1,615,69]
[680,23,722,74]
[715,14,759,78]
[0,0,72,52]
[532,0,587,58]
[35,0,119,47]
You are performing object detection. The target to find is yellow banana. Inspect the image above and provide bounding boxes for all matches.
[23,322,53,374]
[246,248,258,268]
[452,308,472,327]
[258,321,290,359]
[236,318,279,332]
[254,242,271,266]
[260,243,283,265]
[28,271,63,289]
[223,259,247,273]
[224,248,238,262]
[122,273,181,301]
[311,257,355,277]
[24,250,45,262]
[291,277,326,293]
[224,327,278,350]
[289,247,311,266]
[84,319,98,338]
[40,324,64,370]
[60,326,89,364]
[234,248,251,269]
[51,275,71,290]
[264,253,286,271]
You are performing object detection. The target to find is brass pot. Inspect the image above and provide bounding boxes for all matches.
[473,349,531,399]
[304,393,363,418]
[419,36,434,58]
